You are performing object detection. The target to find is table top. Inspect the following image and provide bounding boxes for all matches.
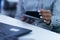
[0,14,60,40]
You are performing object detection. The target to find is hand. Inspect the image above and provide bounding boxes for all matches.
[21,16,27,21]
[40,9,51,24]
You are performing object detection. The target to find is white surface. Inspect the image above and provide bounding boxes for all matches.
[0,15,60,40]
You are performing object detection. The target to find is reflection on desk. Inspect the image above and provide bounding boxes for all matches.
[0,14,60,40]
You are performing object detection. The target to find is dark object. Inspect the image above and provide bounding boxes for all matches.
[25,11,41,18]
[0,23,32,40]
[25,11,44,23]
[27,18,35,24]
[3,0,17,10]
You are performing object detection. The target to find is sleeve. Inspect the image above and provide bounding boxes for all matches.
[51,0,60,27]
[15,0,25,20]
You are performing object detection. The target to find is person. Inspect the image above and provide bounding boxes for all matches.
[15,0,60,33]
[1,0,17,18]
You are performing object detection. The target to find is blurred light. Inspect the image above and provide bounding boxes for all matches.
[7,0,19,2]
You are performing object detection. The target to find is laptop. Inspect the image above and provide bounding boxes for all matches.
[0,23,32,37]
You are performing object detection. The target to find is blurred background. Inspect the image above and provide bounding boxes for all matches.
[0,0,19,17]
[0,0,1,12]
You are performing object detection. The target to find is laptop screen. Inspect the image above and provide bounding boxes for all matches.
[0,23,32,37]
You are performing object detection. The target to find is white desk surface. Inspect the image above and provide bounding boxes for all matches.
[0,15,60,40]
